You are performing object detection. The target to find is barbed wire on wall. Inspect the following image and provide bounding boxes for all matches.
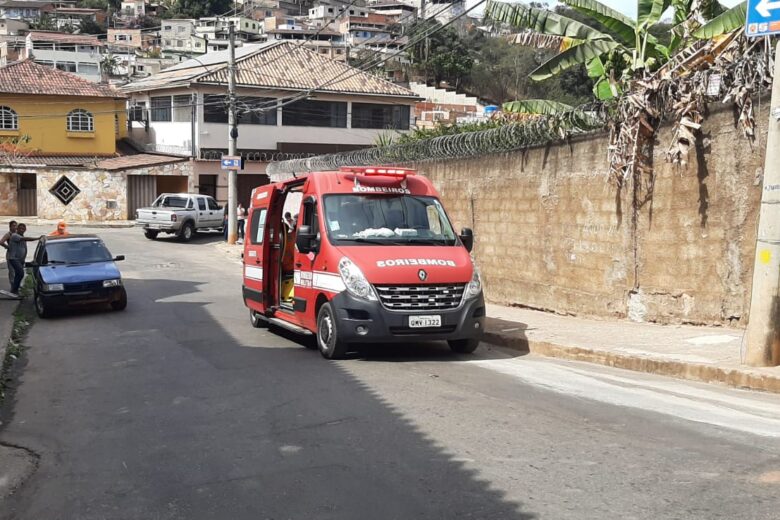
[266,108,606,176]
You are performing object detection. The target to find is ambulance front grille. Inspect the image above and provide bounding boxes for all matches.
[374,284,465,311]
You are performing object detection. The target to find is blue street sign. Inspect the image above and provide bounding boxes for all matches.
[221,155,243,170]
[746,0,780,37]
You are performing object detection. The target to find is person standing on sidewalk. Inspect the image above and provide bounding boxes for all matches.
[8,223,40,298]
[237,203,246,242]
[1,220,17,286]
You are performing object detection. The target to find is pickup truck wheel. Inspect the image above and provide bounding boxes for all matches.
[35,291,52,319]
[448,338,480,354]
[178,222,194,242]
[316,303,347,359]
[111,288,128,311]
[249,310,266,328]
[144,229,158,240]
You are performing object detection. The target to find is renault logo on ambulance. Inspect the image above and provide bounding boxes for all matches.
[418,269,427,281]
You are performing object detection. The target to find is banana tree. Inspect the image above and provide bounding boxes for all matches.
[483,0,735,101]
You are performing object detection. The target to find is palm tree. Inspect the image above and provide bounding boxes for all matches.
[483,0,747,101]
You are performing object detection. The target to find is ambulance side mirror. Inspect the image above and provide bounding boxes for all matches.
[459,228,474,252]
[296,225,316,253]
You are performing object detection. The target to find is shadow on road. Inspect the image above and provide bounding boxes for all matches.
[1,277,536,520]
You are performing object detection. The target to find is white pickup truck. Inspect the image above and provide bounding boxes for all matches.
[136,193,224,241]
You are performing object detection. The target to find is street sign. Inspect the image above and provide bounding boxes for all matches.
[746,0,780,37]
[221,155,243,170]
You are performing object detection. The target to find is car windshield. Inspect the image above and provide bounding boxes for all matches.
[323,194,457,246]
[153,195,189,208]
[44,239,113,265]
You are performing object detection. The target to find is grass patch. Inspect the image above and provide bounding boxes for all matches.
[1,273,35,402]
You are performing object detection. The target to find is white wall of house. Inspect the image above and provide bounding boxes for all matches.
[127,87,415,157]
[28,48,102,82]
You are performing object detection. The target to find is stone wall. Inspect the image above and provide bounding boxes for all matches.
[0,160,194,221]
[0,172,18,215]
[414,107,765,327]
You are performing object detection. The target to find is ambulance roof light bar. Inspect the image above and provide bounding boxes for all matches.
[339,166,416,178]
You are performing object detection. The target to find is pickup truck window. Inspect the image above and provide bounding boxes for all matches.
[153,196,189,209]
[250,208,267,245]
[207,198,220,211]
[197,198,207,211]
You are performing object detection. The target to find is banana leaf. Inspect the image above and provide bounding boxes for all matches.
[502,99,575,114]
[693,1,747,39]
[698,0,726,20]
[530,39,621,80]
[637,0,671,27]
[483,0,611,41]
[562,0,637,45]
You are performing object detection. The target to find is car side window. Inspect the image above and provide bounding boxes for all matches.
[198,198,207,211]
[302,197,319,238]
[186,198,193,209]
[250,208,267,245]
[207,198,220,211]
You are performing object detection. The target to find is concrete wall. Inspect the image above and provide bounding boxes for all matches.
[415,107,765,327]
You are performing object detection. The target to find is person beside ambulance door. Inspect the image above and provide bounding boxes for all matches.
[8,223,42,298]
[1,220,18,286]
[49,220,69,237]
[237,203,247,242]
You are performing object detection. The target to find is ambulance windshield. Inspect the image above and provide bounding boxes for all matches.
[323,195,457,246]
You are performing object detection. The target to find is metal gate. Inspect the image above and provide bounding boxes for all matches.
[17,173,36,216]
[126,175,156,220]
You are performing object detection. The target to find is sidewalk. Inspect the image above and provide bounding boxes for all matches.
[0,217,135,229]
[484,304,780,394]
[211,242,780,393]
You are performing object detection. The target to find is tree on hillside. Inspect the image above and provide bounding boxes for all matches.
[406,20,474,87]
[165,0,232,19]
[79,17,104,34]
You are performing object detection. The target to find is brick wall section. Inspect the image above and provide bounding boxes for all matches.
[414,106,764,327]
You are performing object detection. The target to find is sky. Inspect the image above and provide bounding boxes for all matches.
[469,0,746,19]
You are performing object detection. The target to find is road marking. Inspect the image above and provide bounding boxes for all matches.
[467,358,780,438]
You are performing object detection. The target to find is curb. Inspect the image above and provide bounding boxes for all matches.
[0,299,20,371]
[0,219,136,229]
[482,330,780,394]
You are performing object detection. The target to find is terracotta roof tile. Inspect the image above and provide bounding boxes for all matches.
[0,60,124,98]
[124,41,417,99]
[96,154,186,171]
[2,152,186,170]
[28,31,103,46]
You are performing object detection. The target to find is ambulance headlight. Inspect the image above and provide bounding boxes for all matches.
[463,264,482,300]
[338,257,377,301]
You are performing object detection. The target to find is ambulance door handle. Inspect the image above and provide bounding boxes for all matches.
[295,262,302,268]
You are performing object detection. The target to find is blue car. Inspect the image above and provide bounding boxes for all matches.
[27,234,127,318]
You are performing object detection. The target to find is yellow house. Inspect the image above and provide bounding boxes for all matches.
[0,59,127,156]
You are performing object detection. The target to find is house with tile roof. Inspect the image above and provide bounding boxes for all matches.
[0,60,193,221]
[122,40,419,205]
[21,31,106,82]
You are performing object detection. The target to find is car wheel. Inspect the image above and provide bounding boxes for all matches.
[34,291,51,318]
[448,338,480,354]
[178,222,194,242]
[111,288,128,311]
[144,229,159,240]
[249,309,266,328]
[316,303,347,359]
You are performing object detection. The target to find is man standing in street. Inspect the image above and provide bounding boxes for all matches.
[8,223,40,298]
[237,203,246,243]
[1,220,17,286]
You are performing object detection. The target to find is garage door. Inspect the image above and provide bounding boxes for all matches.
[127,175,156,220]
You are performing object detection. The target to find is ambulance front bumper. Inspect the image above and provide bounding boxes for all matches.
[331,291,485,344]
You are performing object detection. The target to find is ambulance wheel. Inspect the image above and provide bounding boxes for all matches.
[317,303,347,359]
[448,338,480,354]
[249,310,266,328]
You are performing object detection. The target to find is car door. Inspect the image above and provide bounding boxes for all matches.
[293,195,320,330]
[243,185,283,313]
[195,196,209,228]
[206,197,222,228]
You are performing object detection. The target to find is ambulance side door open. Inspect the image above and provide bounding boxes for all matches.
[243,204,267,313]
[293,195,320,329]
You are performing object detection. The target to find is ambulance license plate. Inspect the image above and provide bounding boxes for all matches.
[409,315,441,328]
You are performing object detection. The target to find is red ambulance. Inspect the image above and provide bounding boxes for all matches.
[242,166,485,359]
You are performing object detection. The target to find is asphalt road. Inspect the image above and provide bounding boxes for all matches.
[1,226,780,520]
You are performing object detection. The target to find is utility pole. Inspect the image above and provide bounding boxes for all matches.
[227,21,238,245]
[420,0,426,20]
[745,40,780,367]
